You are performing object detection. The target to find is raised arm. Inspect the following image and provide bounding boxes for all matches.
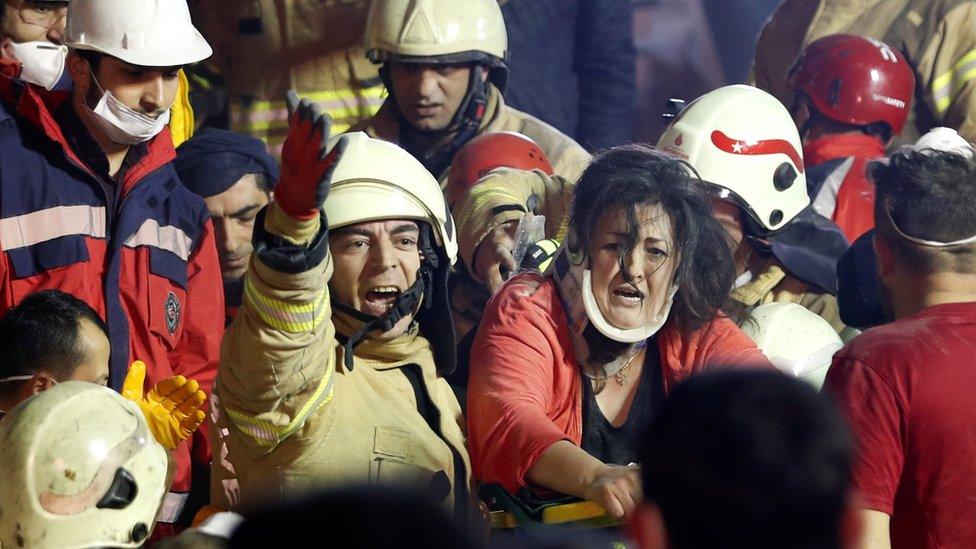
[215,93,348,454]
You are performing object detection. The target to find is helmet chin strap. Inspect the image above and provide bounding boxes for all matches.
[332,226,440,370]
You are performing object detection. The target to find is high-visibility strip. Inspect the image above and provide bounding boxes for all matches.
[932,48,976,115]
[156,492,190,524]
[123,219,194,261]
[811,157,855,221]
[224,354,335,447]
[454,188,526,229]
[0,205,106,250]
[230,85,386,134]
[243,276,329,333]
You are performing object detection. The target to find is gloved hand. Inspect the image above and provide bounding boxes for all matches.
[274,90,348,221]
[121,360,206,451]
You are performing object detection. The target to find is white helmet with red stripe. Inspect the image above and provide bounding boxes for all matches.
[657,85,809,232]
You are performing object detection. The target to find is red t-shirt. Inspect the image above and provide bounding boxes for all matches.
[825,302,976,548]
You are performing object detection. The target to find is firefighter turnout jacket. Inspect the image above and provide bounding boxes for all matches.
[192,0,386,152]
[211,216,472,519]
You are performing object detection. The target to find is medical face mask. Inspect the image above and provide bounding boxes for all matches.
[83,72,171,145]
[3,40,67,90]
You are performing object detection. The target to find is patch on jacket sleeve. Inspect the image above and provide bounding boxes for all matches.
[165,291,181,335]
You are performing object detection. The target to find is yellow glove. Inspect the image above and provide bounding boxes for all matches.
[121,361,206,450]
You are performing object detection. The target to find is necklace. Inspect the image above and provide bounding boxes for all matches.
[613,347,643,385]
[584,341,646,385]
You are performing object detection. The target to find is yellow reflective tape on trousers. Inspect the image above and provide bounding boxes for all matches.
[244,276,329,333]
[224,353,336,448]
[932,48,976,116]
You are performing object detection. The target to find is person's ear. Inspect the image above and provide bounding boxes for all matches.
[66,52,92,93]
[27,372,58,396]
[627,503,670,549]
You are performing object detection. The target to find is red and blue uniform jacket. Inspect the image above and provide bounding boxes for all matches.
[803,133,886,243]
[0,74,224,500]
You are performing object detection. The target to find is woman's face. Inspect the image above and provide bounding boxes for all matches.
[588,203,680,330]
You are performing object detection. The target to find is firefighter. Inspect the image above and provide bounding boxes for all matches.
[211,95,472,520]
[658,85,850,332]
[445,131,556,345]
[788,34,916,242]
[0,0,223,529]
[752,0,976,145]
[350,0,590,185]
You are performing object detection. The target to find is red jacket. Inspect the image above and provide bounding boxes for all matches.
[804,133,886,242]
[0,76,224,504]
[467,273,771,493]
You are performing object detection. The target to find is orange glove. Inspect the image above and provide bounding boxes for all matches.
[121,361,206,450]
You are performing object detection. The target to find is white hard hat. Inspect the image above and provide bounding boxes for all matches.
[0,381,169,548]
[365,0,507,64]
[324,132,458,264]
[740,302,844,390]
[64,0,212,67]
[658,85,809,232]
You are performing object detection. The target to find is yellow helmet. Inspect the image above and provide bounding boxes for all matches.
[364,0,507,89]
[0,382,169,548]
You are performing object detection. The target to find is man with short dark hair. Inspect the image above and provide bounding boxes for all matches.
[0,289,110,415]
[174,128,279,323]
[351,0,590,184]
[634,371,855,549]
[825,148,976,548]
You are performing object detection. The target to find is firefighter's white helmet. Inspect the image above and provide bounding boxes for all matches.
[740,302,844,390]
[364,0,507,64]
[0,381,169,548]
[658,85,809,232]
[64,0,212,66]
[324,132,457,264]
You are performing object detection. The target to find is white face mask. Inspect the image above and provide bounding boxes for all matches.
[2,40,67,91]
[82,72,170,145]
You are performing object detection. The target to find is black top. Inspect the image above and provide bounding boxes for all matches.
[580,339,664,466]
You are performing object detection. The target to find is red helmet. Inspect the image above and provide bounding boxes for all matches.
[447,132,554,204]
[788,34,916,136]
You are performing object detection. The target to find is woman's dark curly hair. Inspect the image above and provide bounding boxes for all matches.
[568,144,736,336]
